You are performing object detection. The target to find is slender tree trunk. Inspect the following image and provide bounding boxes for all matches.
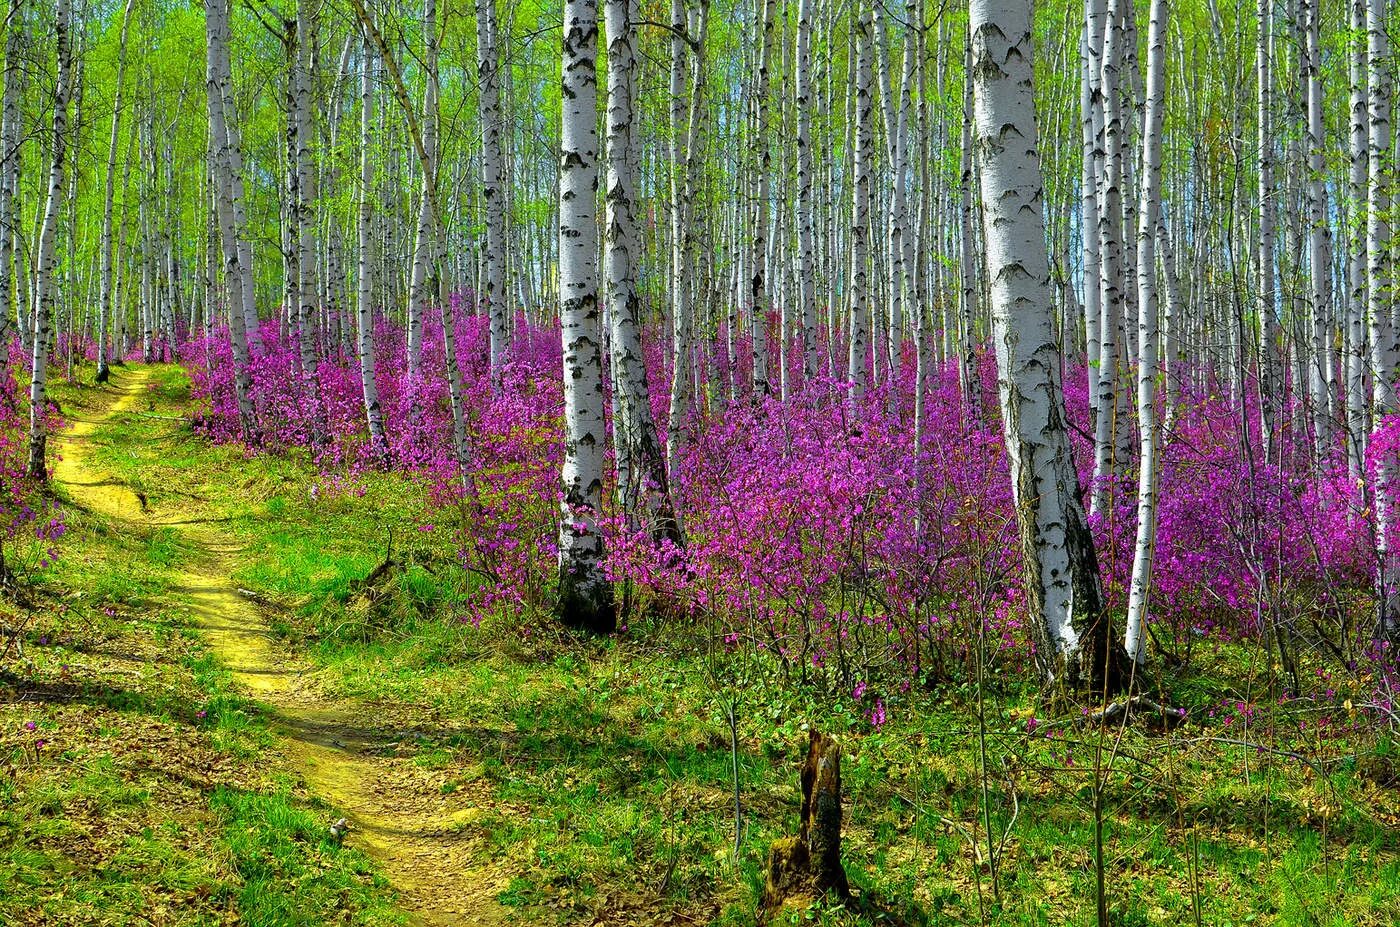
[605,0,678,544]
[0,0,21,356]
[846,3,873,403]
[1082,0,1105,415]
[747,0,775,396]
[795,0,818,385]
[404,0,439,388]
[885,1,915,377]
[477,0,509,381]
[1367,0,1398,638]
[1302,0,1330,462]
[1124,0,1167,666]
[206,0,257,441]
[295,0,324,442]
[96,0,135,380]
[1157,218,1184,425]
[26,0,71,480]
[1258,0,1279,465]
[358,34,387,453]
[1091,0,1127,517]
[666,0,709,488]
[1347,0,1370,482]
[958,42,981,425]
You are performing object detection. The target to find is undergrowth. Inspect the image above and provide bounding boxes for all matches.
[66,363,1400,927]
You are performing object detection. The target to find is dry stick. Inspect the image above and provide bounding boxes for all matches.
[726,694,742,856]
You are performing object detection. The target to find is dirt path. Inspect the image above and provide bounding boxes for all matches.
[53,367,510,926]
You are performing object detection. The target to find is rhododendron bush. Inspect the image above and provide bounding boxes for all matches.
[179,310,1384,699]
[0,342,65,581]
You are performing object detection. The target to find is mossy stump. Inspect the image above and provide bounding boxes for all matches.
[760,730,849,921]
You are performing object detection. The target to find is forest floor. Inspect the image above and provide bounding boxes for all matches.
[4,363,1400,926]
[46,365,511,925]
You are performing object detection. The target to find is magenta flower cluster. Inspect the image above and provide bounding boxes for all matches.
[176,305,1387,710]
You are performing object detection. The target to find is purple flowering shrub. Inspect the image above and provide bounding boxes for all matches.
[0,341,66,583]
[178,307,1391,709]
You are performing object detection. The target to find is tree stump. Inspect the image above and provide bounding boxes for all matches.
[760,730,849,920]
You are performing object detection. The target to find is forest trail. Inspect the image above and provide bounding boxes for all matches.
[52,367,511,927]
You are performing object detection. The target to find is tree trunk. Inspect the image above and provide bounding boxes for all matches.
[846,3,873,403]
[477,0,510,381]
[557,0,614,633]
[0,0,21,355]
[970,0,1125,692]
[295,0,325,442]
[760,731,848,919]
[604,0,678,545]
[1091,0,1127,518]
[26,0,71,480]
[358,34,387,454]
[1124,0,1167,666]
[205,0,257,441]
[1258,0,1280,465]
[666,0,709,491]
[1367,0,1398,639]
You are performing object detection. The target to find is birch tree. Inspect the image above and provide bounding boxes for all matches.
[0,0,20,355]
[605,0,677,543]
[293,0,324,442]
[97,0,135,383]
[970,0,1124,690]
[1091,0,1127,518]
[357,34,387,454]
[1302,0,1330,460]
[747,0,776,396]
[557,0,613,632]
[666,0,708,486]
[1366,0,1397,639]
[26,0,71,480]
[1346,0,1370,481]
[1124,0,1167,666]
[404,0,439,387]
[206,0,257,440]
[477,0,509,380]
[1257,0,1279,464]
[846,3,873,403]
[794,0,818,383]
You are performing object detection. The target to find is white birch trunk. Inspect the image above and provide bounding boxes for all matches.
[605,0,677,542]
[557,0,613,631]
[970,0,1122,690]
[1258,0,1279,464]
[666,1,708,489]
[1367,0,1398,637]
[1081,0,1105,414]
[205,0,257,439]
[477,0,510,380]
[846,3,873,402]
[958,44,982,424]
[96,0,134,379]
[403,0,438,388]
[358,35,387,453]
[1347,0,1370,482]
[1303,0,1331,461]
[0,0,20,355]
[1091,0,1127,518]
[295,0,324,439]
[1124,0,1167,666]
[747,0,776,396]
[26,0,71,479]
[795,0,818,384]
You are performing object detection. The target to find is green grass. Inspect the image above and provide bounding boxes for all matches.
[0,370,406,927]
[15,363,1400,926]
